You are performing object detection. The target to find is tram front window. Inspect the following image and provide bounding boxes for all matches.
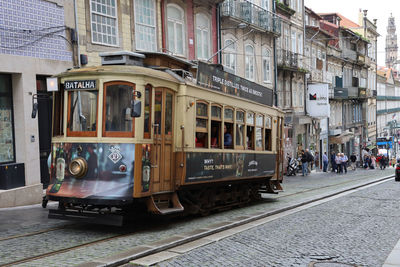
[104,82,135,136]
[68,90,98,135]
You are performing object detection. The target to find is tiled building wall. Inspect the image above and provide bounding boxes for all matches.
[0,0,72,61]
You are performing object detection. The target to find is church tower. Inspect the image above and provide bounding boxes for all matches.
[386,14,398,68]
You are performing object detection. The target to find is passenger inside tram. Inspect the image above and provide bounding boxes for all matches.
[224,124,233,148]
[195,132,207,148]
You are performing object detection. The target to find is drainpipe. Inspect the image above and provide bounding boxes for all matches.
[273,0,278,107]
[73,0,81,67]
[216,4,222,64]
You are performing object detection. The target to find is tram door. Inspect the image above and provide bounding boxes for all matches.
[152,89,175,192]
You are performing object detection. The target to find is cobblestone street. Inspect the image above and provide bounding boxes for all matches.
[155,170,400,266]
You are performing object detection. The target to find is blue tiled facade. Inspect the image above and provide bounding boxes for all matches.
[0,0,72,61]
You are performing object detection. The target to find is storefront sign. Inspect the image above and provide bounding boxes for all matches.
[196,61,273,106]
[64,80,97,90]
[307,83,330,118]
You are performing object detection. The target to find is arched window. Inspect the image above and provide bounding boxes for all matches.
[167,4,185,56]
[245,44,255,81]
[135,0,156,51]
[223,39,236,74]
[262,48,271,83]
[195,13,210,60]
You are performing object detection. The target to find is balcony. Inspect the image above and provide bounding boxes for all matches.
[221,0,281,36]
[275,0,296,17]
[329,87,348,99]
[277,49,299,70]
[342,48,357,61]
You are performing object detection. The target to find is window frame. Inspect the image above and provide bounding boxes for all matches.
[255,114,264,151]
[102,81,136,138]
[235,109,245,149]
[195,13,211,60]
[262,47,272,83]
[134,0,157,51]
[264,115,272,151]
[89,0,119,47]
[166,3,186,56]
[144,84,152,139]
[211,104,222,149]
[66,89,99,137]
[223,38,237,74]
[245,44,255,81]
[195,101,209,149]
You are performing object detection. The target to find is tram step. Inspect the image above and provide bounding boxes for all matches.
[146,192,184,215]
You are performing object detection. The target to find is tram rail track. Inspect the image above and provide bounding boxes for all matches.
[0,174,394,267]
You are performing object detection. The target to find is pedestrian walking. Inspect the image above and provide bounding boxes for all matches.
[380,155,387,170]
[322,152,329,172]
[336,153,342,173]
[370,155,376,169]
[305,149,313,173]
[341,153,348,174]
[301,150,308,176]
[350,153,357,171]
[331,151,337,173]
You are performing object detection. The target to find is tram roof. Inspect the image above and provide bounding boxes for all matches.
[57,65,183,84]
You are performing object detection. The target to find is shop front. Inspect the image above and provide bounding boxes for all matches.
[0,74,25,190]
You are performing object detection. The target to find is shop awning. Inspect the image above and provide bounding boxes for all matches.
[329,130,354,144]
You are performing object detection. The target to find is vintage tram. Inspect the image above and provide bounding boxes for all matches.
[43,52,284,225]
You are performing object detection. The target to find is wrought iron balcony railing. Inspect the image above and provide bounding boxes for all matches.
[277,49,298,69]
[221,0,281,35]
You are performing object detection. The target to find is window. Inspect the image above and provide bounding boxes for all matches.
[291,30,296,53]
[195,13,210,60]
[0,74,15,163]
[246,112,254,149]
[154,90,162,134]
[68,90,98,137]
[223,39,236,74]
[261,0,269,11]
[103,82,135,137]
[165,92,173,135]
[262,48,271,83]
[135,0,156,51]
[211,105,222,148]
[196,102,208,148]
[144,85,152,138]
[224,107,234,149]
[167,4,185,56]
[245,44,255,81]
[265,116,272,150]
[298,33,303,54]
[90,0,118,46]
[236,110,245,148]
[255,114,263,150]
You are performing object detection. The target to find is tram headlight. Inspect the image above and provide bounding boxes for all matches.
[69,157,88,178]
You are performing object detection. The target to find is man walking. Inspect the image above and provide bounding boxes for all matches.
[341,153,348,174]
[322,152,329,172]
[301,150,308,176]
[305,149,313,173]
[331,151,337,173]
[350,153,357,171]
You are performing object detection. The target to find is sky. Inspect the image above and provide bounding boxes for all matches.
[304,0,400,67]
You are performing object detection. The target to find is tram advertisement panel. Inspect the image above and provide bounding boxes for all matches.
[185,152,276,183]
[47,143,135,199]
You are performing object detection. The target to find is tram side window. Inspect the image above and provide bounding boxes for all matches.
[236,110,244,148]
[144,85,152,138]
[104,82,135,135]
[53,85,64,136]
[211,105,222,148]
[196,102,208,148]
[67,90,98,136]
[255,114,263,150]
[224,108,233,149]
[246,112,254,149]
[265,116,272,151]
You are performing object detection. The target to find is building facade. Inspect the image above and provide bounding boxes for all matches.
[0,0,75,207]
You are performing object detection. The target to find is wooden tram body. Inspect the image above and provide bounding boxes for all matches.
[45,57,284,225]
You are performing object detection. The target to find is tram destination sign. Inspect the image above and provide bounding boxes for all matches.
[196,61,273,106]
[64,80,97,90]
